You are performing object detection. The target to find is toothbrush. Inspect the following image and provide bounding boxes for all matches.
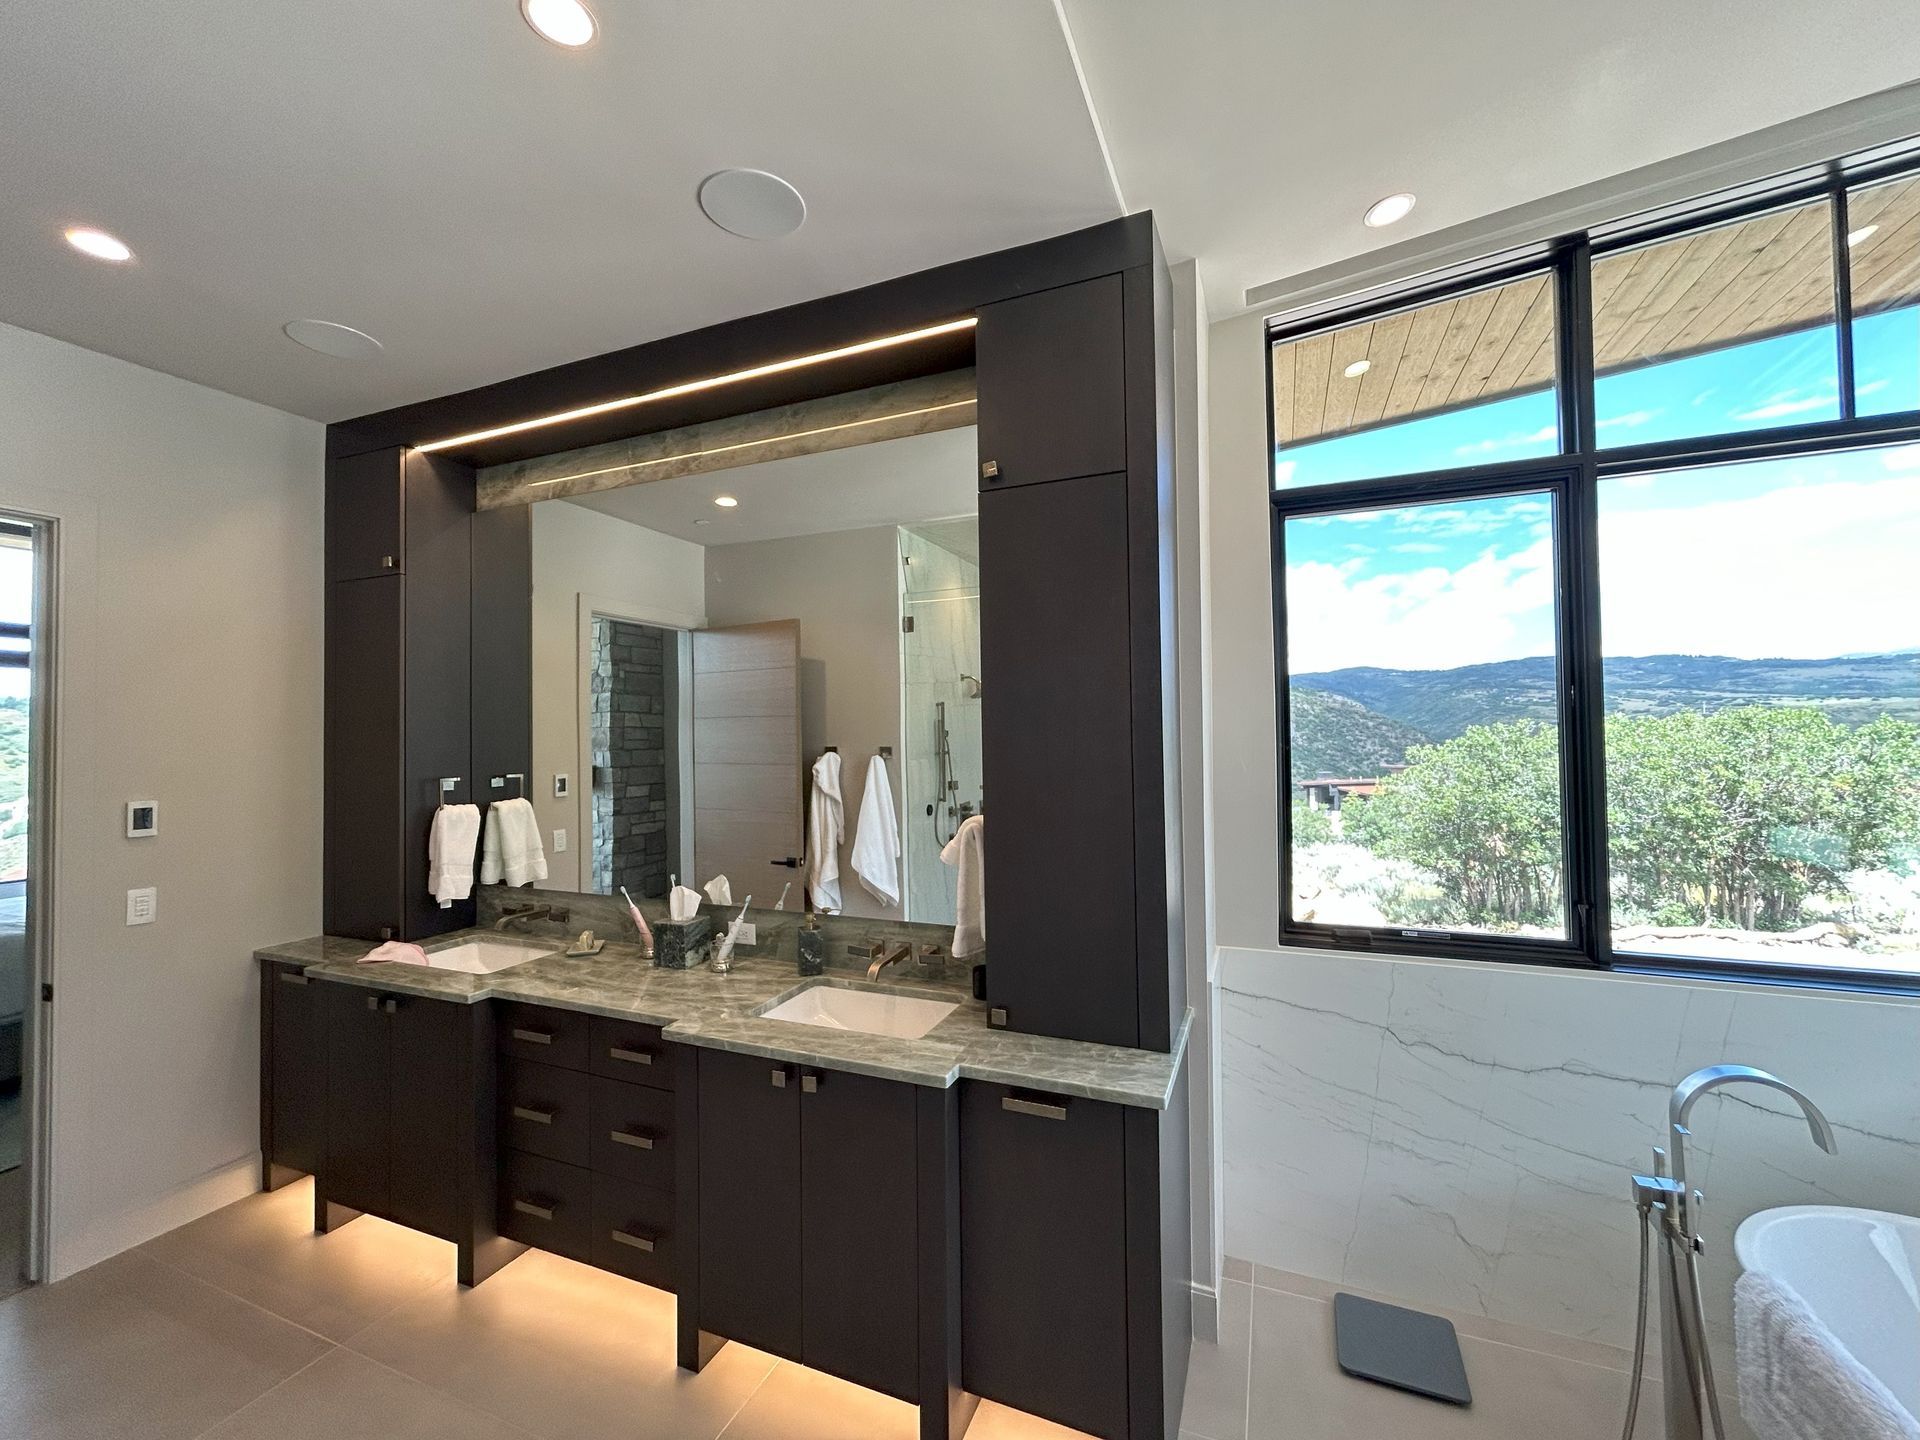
[713,896,752,972]
[620,886,654,955]
[773,882,792,911]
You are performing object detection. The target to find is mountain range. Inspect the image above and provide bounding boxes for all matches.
[1290,651,1919,782]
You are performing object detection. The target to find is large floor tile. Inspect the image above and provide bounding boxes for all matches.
[347,1247,777,1440]
[1246,1283,1662,1440]
[1179,1277,1251,1440]
[200,1346,535,1439]
[716,1360,917,1440]
[139,1177,451,1342]
[0,1249,331,1440]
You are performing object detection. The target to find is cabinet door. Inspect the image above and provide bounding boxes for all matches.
[323,984,391,1215]
[326,448,405,582]
[267,966,327,1177]
[324,576,405,941]
[960,1082,1130,1440]
[979,473,1139,1047]
[800,1069,919,1402]
[696,1049,802,1361]
[386,994,472,1242]
[975,274,1126,490]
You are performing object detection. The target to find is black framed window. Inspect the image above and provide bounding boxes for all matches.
[1268,154,1920,989]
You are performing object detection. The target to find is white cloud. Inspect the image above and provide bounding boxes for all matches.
[1452,424,1557,458]
[1732,392,1838,421]
[1598,408,1663,431]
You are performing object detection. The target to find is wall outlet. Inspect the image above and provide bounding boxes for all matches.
[736,922,756,946]
[126,887,157,926]
[553,828,567,853]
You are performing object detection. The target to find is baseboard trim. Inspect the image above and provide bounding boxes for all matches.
[1191,1280,1220,1343]
[50,1150,260,1282]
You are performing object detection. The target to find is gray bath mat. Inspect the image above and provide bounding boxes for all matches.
[1332,1292,1472,1406]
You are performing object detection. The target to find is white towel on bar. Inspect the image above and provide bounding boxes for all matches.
[427,803,481,907]
[807,751,844,915]
[1736,1269,1920,1440]
[851,754,901,908]
[941,813,985,958]
[480,796,549,888]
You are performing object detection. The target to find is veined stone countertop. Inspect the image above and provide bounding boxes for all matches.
[254,931,1189,1110]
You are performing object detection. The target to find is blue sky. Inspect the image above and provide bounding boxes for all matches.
[1281,310,1920,674]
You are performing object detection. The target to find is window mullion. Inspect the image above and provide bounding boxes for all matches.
[1832,176,1858,423]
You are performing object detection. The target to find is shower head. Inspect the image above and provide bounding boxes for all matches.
[960,674,982,699]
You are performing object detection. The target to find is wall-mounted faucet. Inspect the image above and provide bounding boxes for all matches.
[495,903,567,932]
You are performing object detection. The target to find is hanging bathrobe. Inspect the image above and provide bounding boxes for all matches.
[807,751,844,914]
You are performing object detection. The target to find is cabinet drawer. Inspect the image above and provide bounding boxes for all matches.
[500,1057,591,1167]
[498,1002,589,1072]
[589,1075,674,1187]
[590,1173,675,1291]
[499,1151,593,1263]
[589,1016,676,1091]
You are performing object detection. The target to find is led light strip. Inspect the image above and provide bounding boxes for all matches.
[418,317,977,454]
[526,398,976,489]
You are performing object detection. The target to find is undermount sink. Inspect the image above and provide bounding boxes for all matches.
[1735,1205,1920,1418]
[760,983,957,1040]
[404,940,554,975]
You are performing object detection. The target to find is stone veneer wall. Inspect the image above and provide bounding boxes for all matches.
[590,618,676,898]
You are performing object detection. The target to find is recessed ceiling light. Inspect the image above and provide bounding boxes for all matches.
[64,226,133,263]
[521,0,596,47]
[1343,359,1371,379]
[1363,193,1417,228]
[699,169,807,241]
[283,319,384,359]
[1847,224,1879,246]
[713,495,740,509]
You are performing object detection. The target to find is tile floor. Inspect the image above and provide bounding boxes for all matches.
[0,1178,1089,1440]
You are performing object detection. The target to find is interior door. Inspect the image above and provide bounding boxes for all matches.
[691,620,802,899]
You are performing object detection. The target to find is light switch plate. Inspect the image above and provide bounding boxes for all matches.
[126,887,157,926]
[554,773,569,798]
[553,829,568,853]
[127,801,157,838]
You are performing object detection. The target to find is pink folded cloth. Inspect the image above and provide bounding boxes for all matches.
[358,941,429,965]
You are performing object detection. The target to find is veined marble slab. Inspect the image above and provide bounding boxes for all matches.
[253,932,1187,1109]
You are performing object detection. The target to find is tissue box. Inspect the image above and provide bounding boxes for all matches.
[654,914,713,970]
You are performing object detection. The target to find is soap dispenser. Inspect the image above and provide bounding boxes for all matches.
[797,909,826,977]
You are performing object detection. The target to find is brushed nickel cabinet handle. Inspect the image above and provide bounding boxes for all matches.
[1002,1095,1069,1121]
[511,1106,555,1125]
[365,995,379,1012]
[800,1072,819,1094]
[512,1028,553,1045]
[610,1229,656,1253]
[383,998,397,1014]
[609,1129,655,1150]
[770,1068,787,1088]
[608,1046,654,1066]
[277,971,309,986]
[512,1199,555,1220]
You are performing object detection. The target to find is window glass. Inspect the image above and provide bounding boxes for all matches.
[1592,200,1839,446]
[1847,175,1920,418]
[1271,274,1559,489]
[1598,446,1920,976]
[1284,491,1567,939]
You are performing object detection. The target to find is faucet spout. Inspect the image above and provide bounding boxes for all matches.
[1670,1064,1838,1156]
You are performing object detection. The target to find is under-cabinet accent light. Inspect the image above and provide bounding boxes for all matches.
[524,398,975,490]
[1343,359,1371,379]
[522,0,597,47]
[1363,193,1416,228]
[416,317,977,453]
[65,226,134,262]
[713,494,739,509]
[1847,224,1878,247]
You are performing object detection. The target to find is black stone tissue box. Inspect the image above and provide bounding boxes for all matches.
[654,914,713,970]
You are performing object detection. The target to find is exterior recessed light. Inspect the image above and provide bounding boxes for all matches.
[713,495,740,509]
[1343,359,1371,379]
[521,0,596,47]
[1848,224,1879,246]
[64,226,133,263]
[283,319,384,360]
[699,169,807,241]
[1363,193,1417,228]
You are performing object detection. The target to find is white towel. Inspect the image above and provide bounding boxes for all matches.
[704,875,732,907]
[1736,1269,1920,1440]
[851,755,901,908]
[480,796,549,888]
[807,752,844,915]
[427,803,480,907]
[940,813,985,958]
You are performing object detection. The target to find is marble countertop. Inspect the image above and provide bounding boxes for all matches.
[254,932,1188,1110]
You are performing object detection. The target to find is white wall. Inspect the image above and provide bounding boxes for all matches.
[705,527,903,921]
[1203,309,1920,1371]
[530,500,705,893]
[0,320,323,1279]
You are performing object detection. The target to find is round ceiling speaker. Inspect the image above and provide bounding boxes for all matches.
[698,169,807,241]
[283,319,384,359]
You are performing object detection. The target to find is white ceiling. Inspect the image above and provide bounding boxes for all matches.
[563,425,976,547]
[0,2,1117,422]
[1060,0,1920,317]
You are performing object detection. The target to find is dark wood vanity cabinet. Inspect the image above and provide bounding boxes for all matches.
[259,961,327,1190]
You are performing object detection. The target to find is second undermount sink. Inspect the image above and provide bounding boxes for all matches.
[761,983,957,1040]
[405,940,555,975]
